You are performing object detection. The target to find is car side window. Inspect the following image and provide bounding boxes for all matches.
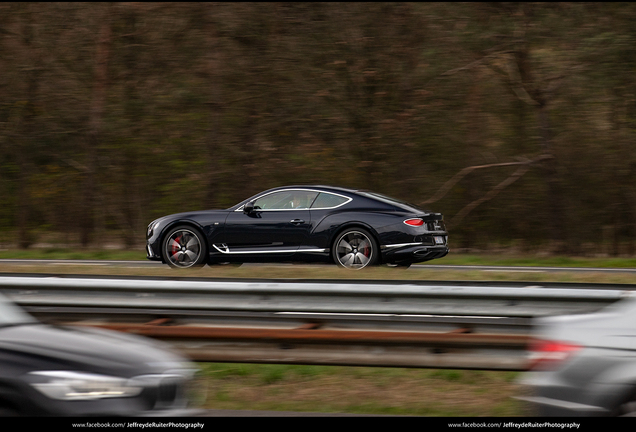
[310,192,350,209]
[254,191,318,210]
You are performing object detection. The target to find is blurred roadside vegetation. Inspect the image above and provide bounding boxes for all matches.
[193,363,524,416]
[1,3,636,256]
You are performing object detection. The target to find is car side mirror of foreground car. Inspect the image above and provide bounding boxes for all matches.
[244,201,255,214]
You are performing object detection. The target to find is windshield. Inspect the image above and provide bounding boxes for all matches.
[0,293,38,326]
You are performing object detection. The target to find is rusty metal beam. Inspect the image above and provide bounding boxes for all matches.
[72,322,531,370]
[88,323,529,347]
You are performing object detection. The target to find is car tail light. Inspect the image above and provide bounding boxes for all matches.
[404,218,424,226]
[528,339,582,370]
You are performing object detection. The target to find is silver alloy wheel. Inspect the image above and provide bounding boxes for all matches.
[334,230,375,270]
[164,228,203,268]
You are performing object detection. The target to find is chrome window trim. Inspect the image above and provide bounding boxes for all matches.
[310,191,353,210]
[235,189,352,212]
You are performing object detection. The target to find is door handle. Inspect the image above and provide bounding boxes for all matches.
[290,219,305,225]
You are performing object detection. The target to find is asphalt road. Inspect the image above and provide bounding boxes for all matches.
[0,259,635,274]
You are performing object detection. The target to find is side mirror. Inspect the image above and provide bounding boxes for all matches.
[244,201,255,214]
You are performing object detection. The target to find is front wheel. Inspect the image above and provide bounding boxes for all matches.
[162,225,207,269]
[332,228,378,270]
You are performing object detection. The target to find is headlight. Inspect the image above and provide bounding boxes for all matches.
[147,220,159,238]
[27,371,143,401]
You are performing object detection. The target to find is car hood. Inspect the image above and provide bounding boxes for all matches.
[166,209,228,218]
[0,323,194,378]
[149,210,231,231]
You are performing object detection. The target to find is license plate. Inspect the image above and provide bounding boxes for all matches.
[434,236,445,245]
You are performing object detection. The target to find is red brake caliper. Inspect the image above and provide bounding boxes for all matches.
[172,235,181,259]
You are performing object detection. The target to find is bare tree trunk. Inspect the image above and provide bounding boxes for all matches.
[16,6,41,248]
[537,105,568,253]
[81,4,111,247]
[202,4,224,209]
[512,38,568,253]
[16,74,37,248]
[120,6,142,247]
[460,66,485,248]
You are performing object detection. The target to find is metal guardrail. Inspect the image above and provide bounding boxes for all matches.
[0,275,631,317]
[0,275,633,371]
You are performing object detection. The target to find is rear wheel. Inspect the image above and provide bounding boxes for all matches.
[332,228,378,270]
[162,225,207,269]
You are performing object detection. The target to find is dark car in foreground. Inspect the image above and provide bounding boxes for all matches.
[146,185,449,269]
[518,296,636,416]
[0,293,197,416]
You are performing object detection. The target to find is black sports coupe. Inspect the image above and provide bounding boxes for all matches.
[146,185,449,269]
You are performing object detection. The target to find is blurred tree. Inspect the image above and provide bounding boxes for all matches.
[0,3,46,248]
[81,3,112,247]
[0,2,633,255]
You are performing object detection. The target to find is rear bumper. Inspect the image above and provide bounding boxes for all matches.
[381,244,449,265]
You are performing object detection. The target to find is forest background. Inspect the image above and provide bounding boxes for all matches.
[1,2,635,256]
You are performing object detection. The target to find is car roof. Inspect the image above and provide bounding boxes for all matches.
[267,185,358,194]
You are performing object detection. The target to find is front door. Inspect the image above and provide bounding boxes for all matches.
[213,190,318,258]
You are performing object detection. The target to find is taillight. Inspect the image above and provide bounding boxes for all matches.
[404,218,424,226]
[528,339,582,370]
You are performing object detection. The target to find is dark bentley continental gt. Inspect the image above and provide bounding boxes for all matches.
[146,185,449,269]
